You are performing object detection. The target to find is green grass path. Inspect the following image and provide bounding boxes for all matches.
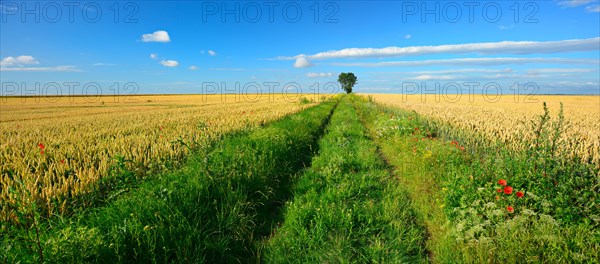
[262,95,428,263]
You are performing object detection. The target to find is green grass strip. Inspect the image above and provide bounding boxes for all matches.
[355,96,600,263]
[262,95,428,263]
[5,99,338,263]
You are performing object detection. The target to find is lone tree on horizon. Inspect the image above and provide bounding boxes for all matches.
[338,72,357,94]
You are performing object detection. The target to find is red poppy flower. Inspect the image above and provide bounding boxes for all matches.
[516,191,524,198]
[40,150,45,155]
[38,143,45,150]
[496,189,502,193]
[504,186,513,195]
[460,146,465,151]
[498,179,507,186]
[60,159,65,164]
[506,206,514,213]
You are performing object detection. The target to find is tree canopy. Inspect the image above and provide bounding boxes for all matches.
[338,73,357,94]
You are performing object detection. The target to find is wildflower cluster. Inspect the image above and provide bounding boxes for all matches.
[496,179,524,213]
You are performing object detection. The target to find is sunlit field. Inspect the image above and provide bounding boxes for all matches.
[0,94,314,221]
[366,94,600,166]
[2,0,599,262]
[2,94,599,263]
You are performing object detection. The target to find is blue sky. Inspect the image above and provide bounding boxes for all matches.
[1,0,599,95]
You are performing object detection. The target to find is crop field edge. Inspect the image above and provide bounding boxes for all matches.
[2,98,339,263]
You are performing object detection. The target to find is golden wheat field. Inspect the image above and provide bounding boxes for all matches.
[0,94,314,221]
[366,94,600,166]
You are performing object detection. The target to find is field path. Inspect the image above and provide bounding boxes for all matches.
[262,95,429,263]
[353,96,449,263]
[352,98,438,263]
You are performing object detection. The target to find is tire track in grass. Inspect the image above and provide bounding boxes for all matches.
[8,99,339,263]
[353,96,445,263]
[262,95,428,263]
[352,97,436,263]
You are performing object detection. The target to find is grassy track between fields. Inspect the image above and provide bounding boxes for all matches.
[262,95,428,263]
[7,93,594,263]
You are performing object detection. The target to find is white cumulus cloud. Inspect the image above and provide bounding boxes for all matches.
[498,25,515,30]
[160,60,179,67]
[150,53,158,59]
[558,0,595,7]
[208,50,217,56]
[0,66,80,72]
[278,37,600,60]
[407,75,459,80]
[294,57,313,68]
[306,72,334,78]
[0,4,18,14]
[0,55,81,72]
[331,57,599,67]
[141,30,171,43]
[526,68,595,75]
[405,68,513,75]
[0,55,39,66]
[585,4,600,11]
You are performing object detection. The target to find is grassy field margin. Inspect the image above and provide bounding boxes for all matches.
[356,95,599,263]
